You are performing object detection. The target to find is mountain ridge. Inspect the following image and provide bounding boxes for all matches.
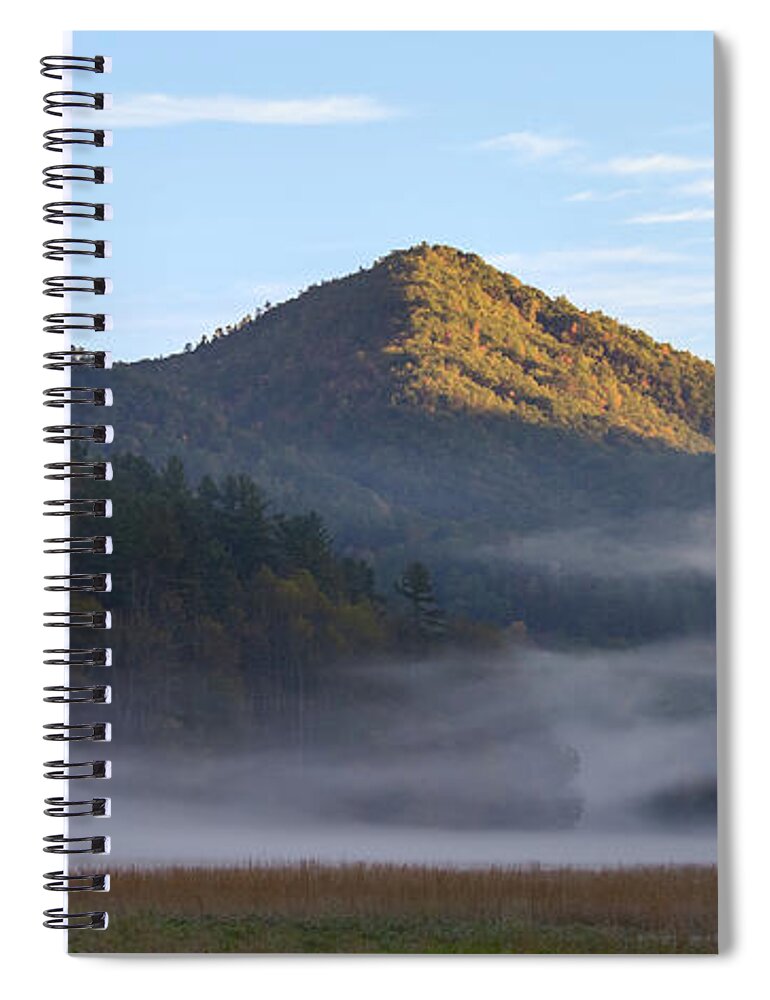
[92,243,715,558]
[82,243,715,628]
[116,243,714,454]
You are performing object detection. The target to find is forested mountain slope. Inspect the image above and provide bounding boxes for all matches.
[79,244,715,631]
[101,244,714,536]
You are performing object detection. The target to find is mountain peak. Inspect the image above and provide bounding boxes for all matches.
[323,242,713,451]
[117,244,714,455]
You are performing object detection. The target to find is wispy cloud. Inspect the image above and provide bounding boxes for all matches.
[565,189,638,203]
[96,93,398,128]
[602,154,713,175]
[626,208,714,225]
[490,245,688,272]
[478,130,580,160]
[677,177,715,198]
[663,122,712,137]
[567,275,714,311]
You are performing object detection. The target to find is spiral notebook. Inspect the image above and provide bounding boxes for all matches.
[42,30,718,954]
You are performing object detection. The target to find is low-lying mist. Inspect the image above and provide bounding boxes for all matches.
[482,509,716,579]
[86,636,717,868]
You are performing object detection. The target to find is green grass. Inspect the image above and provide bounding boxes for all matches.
[68,862,718,955]
[70,912,715,955]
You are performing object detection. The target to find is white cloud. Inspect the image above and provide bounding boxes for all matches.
[602,154,713,175]
[677,177,715,198]
[567,275,714,311]
[95,93,398,128]
[490,245,687,272]
[626,208,714,225]
[565,189,637,203]
[478,130,579,159]
[663,122,712,137]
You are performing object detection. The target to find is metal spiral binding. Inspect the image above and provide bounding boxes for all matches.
[43,201,109,224]
[43,164,109,189]
[43,351,111,371]
[42,53,111,933]
[44,759,110,780]
[43,238,109,259]
[44,608,112,625]
[43,533,113,555]
[40,55,108,80]
[43,648,112,667]
[43,425,113,444]
[44,871,109,889]
[44,460,113,481]
[43,275,109,296]
[43,689,111,706]
[43,128,109,153]
[43,498,112,516]
[44,574,112,593]
[43,313,109,336]
[44,91,106,116]
[43,386,112,406]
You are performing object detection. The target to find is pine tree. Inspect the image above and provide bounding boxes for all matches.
[395,561,445,647]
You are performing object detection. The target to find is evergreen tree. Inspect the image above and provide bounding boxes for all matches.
[395,561,445,646]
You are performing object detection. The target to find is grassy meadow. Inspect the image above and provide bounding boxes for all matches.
[69,862,717,954]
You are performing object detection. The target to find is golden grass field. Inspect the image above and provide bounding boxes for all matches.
[69,862,718,954]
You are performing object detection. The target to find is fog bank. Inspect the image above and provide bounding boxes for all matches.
[79,637,717,867]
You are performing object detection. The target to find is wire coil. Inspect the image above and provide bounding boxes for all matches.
[43,537,112,556]
[43,91,107,116]
[44,573,112,593]
[43,312,108,335]
[43,909,108,931]
[45,799,109,818]
[43,164,108,189]
[43,351,111,371]
[43,835,108,856]
[43,201,108,224]
[43,238,108,259]
[44,460,112,481]
[43,386,111,406]
[43,648,111,667]
[43,609,111,627]
[43,723,110,743]
[43,686,112,706]
[44,759,110,781]
[40,55,107,79]
[42,52,112,931]
[42,423,113,444]
[43,497,111,516]
[43,870,109,889]
[43,128,108,152]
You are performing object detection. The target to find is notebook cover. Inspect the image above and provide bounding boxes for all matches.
[64,29,717,954]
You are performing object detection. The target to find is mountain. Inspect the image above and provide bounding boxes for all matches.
[116,242,713,440]
[86,244,715,632]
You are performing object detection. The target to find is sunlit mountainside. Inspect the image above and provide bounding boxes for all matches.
[116,242,714,450]
[102,244,714,542]
[78,243,716,643]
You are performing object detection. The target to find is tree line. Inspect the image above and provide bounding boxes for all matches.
[71,454,467,742]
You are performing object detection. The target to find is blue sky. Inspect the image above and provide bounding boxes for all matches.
[75,31,715,361]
